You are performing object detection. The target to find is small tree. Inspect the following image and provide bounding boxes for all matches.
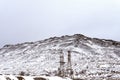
[19,71,25,76]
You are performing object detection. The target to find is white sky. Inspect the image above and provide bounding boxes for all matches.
[0,0,120,47]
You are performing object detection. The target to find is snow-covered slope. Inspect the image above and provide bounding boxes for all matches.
[0,34,120,79]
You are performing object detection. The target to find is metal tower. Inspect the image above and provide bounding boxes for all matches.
[58,50,65,77]
[67,51,73,78]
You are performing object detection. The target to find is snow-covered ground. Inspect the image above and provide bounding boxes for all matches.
[0,34,120,79]
[0,75,72,80]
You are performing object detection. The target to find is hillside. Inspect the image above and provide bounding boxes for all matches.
[0,34,120,79]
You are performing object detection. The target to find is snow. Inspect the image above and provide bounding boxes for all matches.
[0,75,72,80]
[0,34,120,79]
[0,75,6,80]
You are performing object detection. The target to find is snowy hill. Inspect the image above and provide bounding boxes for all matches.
[0,34,120,79]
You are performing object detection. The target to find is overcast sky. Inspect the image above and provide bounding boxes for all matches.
[0,0,120,47]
